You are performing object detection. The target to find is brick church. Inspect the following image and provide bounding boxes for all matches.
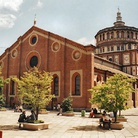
[1,10,138,110]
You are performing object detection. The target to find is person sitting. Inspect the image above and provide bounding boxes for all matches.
[89,108,94,118]
[102,113,112,130]
[27,110,36,122]
[93,108,98,114]
[103,110,106,115]
[14,105,20,112]
[18,111,27,128]
[19,105,23,112]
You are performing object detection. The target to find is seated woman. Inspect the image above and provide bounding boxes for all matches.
[27,110,36,122]
[89,108,94,118]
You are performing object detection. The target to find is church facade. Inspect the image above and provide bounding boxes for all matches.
[0,10,138,110]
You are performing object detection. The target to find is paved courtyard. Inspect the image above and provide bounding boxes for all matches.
[0,108,138,138]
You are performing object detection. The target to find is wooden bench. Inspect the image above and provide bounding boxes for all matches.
[18,122,49,130]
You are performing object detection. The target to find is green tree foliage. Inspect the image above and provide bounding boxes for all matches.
[0,69,9,107]
[89,74,136,122]
[62,95,73,112]
[13,67,54,120]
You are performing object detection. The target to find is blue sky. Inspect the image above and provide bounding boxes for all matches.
[0,0,138,55]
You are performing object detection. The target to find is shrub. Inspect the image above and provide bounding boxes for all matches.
[27,120,44,123]
[62,96,73,112]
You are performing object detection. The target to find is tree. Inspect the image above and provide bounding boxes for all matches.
[0,69,9,107]
[89,74,136,122]
[13,67,54,120]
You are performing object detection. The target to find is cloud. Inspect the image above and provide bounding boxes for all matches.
[0,0,23,28]
[0,14,16,28]
[30,0,43,11]
[37,0,43,8]
[77,37,96,46]
[0,0,23,12]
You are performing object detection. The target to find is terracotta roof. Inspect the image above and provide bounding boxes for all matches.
[94,63,137,78]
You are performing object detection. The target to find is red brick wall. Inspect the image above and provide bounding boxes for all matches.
[0,26,94,109]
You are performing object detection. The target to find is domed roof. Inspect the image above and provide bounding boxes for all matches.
[95,9,138,37]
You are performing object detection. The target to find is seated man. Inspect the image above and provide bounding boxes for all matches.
[18,111,27,128]
[102,114,112,130]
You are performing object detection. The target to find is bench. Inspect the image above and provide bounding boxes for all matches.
[99,119,123,130]
[18,122,49,130]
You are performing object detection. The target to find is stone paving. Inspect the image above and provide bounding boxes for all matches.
[0,108,138,138]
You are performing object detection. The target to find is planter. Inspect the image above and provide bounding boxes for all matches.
[94,113,102,118]
[62,112,75,116]
[112,117,127,122]
[111,122,123,130]
[103,122,123,130]
[0,108,6,111]
[23,123,49,130]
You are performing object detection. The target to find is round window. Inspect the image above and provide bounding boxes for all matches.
[30,56,38,67]
[31,36,37,44]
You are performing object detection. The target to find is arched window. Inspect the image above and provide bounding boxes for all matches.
[111,46,114,51]
[121,31,124,38]
[53,76,59,96]
[107,33,109,39]
[131,32,133,39]
[135,33,137,39]
[121,45,124,51]
[127,31,130,38]
[117,46,120,51]
[111,32,114,39]
[72,73,80,96]
[10,80,15,95]
[75,76,80,95]
[103,34,105,40]
[30,56,38,67]
[128,44,131,50]
[116,31,119,38]
[100,35,102,41]
[100,47,102,53]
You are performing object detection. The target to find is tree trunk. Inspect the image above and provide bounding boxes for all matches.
[119,110,121,116]
[113,111,118,122]
[36,107,39,120]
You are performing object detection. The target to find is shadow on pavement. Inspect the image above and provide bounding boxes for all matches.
[68,125,110,132]
[0,125,19,131]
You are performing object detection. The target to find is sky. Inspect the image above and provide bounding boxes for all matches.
[0,0,138,55]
